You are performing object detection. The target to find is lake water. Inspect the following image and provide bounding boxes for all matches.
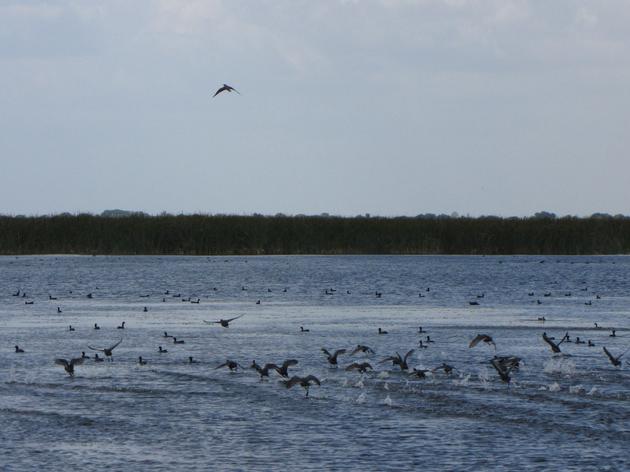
[1,255,629,471]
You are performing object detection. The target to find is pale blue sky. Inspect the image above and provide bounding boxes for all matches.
[1,0,629,216]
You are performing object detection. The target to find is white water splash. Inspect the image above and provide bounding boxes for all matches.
[569,385,585,394]
[377,371,389,379]
[453,374,470,386]
[381,395,393,407]
[587,386,598,396]
[543,358,576,376]
[383,382,389,390]
[356,392,366,404]
[548,382,561,392]
[354,379,364,389]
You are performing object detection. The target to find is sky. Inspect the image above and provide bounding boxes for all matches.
[1,0,629,217]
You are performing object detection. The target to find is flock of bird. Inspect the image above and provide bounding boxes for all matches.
[10,282,628,398]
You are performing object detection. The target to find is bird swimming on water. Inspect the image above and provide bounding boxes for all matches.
[15,345,25,353]
[117,321,125,330]
[213,84,240,97]
[55,357,84,376]
[300,326,310,332]
[138,356,147,365]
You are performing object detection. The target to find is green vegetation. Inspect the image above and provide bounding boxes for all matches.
[0,213,629,255]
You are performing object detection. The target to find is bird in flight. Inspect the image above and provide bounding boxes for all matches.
[345,362,373,373]
[469,334,496,350]
[380,349,415,371]
[88,338,123,361]
[321,348,346,367]
[282,375,321,397]
[204,314,244,328]
[213,84,240,97]
[55,357,84,376]
[603,346,628,367]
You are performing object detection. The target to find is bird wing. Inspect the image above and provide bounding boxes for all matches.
[367,346,375,354]
[490,358,505,376]
[350,346,361,356]
[224,314,244,323]
[469,334,486,348]
[87,345,105,352]
[303,375,321,386]
[54,359,69,367]
[403,349,415,362]
[361,362,373,370]
[107,339,123,351]
[203,320,221,325]
[263,363,278,371]
[70,357,84,366]
[380,356,398,364]
[282,359,298,369]
[284,376,301,389]
[333,349,347,358]
[345,363,360,371]
[215,362,229,369]
[603,347,616,363]
[213,86,227,97]
[321,348,331,357]
[542,334,561,353]
[229,86,240,94]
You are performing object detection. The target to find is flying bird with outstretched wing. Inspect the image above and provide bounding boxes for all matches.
[213,84,240,97]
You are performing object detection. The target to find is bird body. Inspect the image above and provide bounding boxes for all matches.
[204,315,243,328]
[274,359,298,378]
[380,349,415,371]
[345,362,373,373]
[603,347,627,367]
[213,84,240,97]
[490,358,514,383]
[55,357,84,376]
[88,339,122,360]
[542,332,564,353]
[322,348,346,366]
[469,334,496,349]
[282,375,321,397]
[216,360,242,371]
[350,345,375,356]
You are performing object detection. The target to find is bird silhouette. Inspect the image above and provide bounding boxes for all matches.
[542,332,565,353]
[282,375,321,397]
[273,359,299,378]
[216,360,242,372]
[87,339,122,360]
[345,362,373,373]
[490,358,514,383]
[350,345,375,356]
[55,357,84,376]
[603,346,627,367]
[322,348,346,367]
[250,361,277,380]
[204,315,243,328]
[213,84,240,97]
[380,349,415,371]
[469,334,496,350]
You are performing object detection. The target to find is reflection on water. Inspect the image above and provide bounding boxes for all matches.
[1,255,629,471]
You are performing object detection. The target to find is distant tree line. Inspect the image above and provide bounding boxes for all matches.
[0,213,629,255]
